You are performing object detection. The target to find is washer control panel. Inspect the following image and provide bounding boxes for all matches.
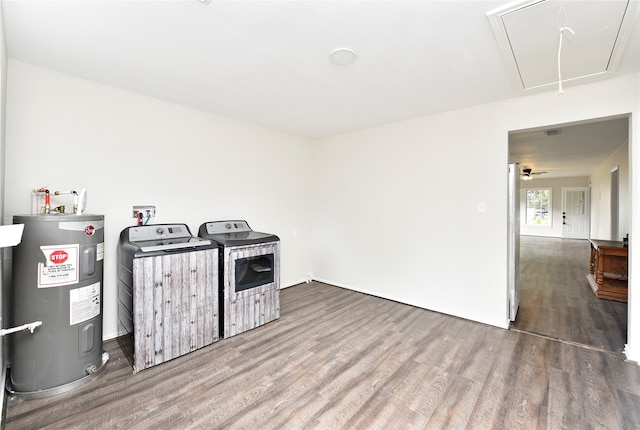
[128,224,191,241]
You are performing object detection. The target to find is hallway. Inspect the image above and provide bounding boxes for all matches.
[510,236,628,354]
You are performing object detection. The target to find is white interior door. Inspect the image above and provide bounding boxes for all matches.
[508,164,520,321]
[562,187,590,239]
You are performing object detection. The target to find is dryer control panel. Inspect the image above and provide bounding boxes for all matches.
[202,220,252,235]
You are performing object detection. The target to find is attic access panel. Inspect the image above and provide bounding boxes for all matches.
[488,0,637,92]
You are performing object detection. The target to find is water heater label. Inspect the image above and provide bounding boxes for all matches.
[97,242,104,261]
[69,282,101,325]
[38,244,80,288]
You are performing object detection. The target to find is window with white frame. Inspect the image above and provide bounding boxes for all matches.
[525,188,552,226]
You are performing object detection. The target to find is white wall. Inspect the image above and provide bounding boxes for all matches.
[0,2,7,291]
[628,72,639,363]
[313,105,510,328]
[313,72,640,362]
[0,1,7,417]
[0,2,6,224]
[519,176,590,238]
[591,139,630,240]
[4,60,314,340]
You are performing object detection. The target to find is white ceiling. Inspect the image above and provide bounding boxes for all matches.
[509,115,629,179]
[1,0,638,176]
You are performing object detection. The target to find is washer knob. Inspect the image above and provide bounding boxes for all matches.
[156,227,164,234]
[225,223,232,229]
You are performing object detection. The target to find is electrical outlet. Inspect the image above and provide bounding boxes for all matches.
[132,205,156,218]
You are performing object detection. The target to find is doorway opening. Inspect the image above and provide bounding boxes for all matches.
[507,115,630,354]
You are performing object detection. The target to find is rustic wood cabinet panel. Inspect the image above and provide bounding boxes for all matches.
[222,241,280,338]
[587,239,627,302]
[131,248,218,372]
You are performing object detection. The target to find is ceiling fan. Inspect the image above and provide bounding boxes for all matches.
[521,167,547,180]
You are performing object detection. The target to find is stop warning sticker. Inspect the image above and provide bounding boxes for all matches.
[50,250,68,264]
[38,244,79,288]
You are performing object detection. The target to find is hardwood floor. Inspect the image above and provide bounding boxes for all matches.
[511,236,628,354]
[6,281,640,429]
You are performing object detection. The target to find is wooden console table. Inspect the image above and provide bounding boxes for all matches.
[587,239,628,302]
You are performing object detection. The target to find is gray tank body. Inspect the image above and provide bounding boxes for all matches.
[10,214,105,395]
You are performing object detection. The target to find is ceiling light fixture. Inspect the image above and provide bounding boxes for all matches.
[198,0,212,5]
[521,167,547,180]
[330,48,357,65]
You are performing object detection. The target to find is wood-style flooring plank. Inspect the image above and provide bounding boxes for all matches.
[424,374,481,430]
[512,236,627,353]
[5,281,640,430]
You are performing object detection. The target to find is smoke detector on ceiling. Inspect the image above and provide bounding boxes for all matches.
[330,48,357,65]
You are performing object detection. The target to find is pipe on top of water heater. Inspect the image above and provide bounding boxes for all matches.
[54,190,79,213]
